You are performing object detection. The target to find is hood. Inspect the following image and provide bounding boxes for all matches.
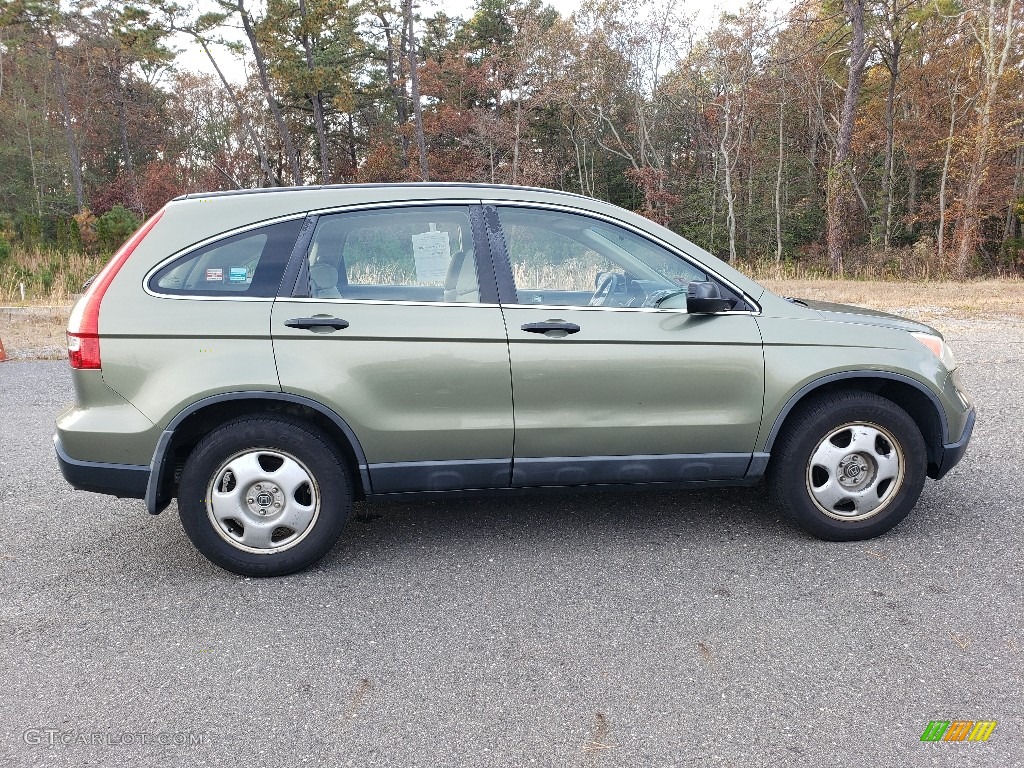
[794,298,940,336]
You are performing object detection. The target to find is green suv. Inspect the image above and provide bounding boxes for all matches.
[54,184,974,576]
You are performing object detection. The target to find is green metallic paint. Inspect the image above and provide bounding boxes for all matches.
[502,306,764,458]
[939,370,973,442]
[754,293,971,451]
[98,300,282,429]
[271,300,514,463]
[56,370,157,465]
[55,183,972,501]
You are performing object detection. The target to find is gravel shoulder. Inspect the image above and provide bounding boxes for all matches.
[1,306,68,360]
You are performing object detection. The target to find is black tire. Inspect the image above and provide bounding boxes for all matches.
[177,415,352,576]
[769,391,927,541]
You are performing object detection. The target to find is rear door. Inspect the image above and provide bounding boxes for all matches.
[271,204,514,494]
[487,205,765,487]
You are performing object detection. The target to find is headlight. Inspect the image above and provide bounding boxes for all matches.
[911,332,957,370]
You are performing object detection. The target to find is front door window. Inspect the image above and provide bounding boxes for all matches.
[498,207,707,308]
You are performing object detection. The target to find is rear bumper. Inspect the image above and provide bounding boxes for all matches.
[54,434,150,498]
[932,407,975,480]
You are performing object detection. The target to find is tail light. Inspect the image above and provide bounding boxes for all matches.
[67,209,165,369]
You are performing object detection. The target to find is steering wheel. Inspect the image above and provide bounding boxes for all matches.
[642,287,687,308]
[589,272,627,307]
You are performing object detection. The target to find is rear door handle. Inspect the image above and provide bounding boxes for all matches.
[284,316,350,330]
[520,321,580,335]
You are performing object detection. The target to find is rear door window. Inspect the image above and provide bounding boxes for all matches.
[304,206,480,303]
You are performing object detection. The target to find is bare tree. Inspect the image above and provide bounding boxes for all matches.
[952,0,1018,276]
[231,0,304,185]
[404,0,428,181]
[297,0,330,184]
[826,0,872,274]
[874,0,918,248]
[50,37,85,212]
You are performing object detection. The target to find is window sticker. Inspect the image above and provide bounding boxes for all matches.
[411,229,450,283]
[205,268,223,282]
[229,267,249,283]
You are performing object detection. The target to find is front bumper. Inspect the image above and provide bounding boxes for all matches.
[932,407,975,480]
[54,434,150,498]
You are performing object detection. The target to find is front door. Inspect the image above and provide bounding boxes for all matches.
[272,204,513,494]
[489,205,765,487]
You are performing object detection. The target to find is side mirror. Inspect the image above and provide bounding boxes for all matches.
[686,281,735,314]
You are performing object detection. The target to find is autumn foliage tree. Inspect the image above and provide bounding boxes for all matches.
[0,0,1020,272]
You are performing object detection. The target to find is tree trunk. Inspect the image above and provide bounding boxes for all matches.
[378,11,410,164]
[905,158,917,238]
[512,90,523,185]
[21,97,41,216]
[348,112,358,178]
[195,35,276,186]
[114,68,143,215]
[237,0,303,185]
[404,0,429,181]
[744,140,754,259]
[775,98,784,266]
[720,104,737,264]
[709,144,719,254]
[937,91,958,271]
[298,0,330,184]
[880,40,900,249]
[1004,138,1023,243]
[826,0,870,274]
[50,44,85,212]
[953,0,1017,276]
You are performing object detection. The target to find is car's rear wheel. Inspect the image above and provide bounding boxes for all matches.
[769,391,927,540]
[177,415,352,576]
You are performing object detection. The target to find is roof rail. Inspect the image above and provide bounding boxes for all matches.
[173,182,594,203]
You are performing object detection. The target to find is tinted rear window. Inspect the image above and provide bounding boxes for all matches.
[150,218,304,297]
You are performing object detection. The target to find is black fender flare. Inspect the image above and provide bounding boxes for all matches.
[145,391,371,514]
[761,370,949,453]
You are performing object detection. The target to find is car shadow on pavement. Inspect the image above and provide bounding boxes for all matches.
[320,483,793,568]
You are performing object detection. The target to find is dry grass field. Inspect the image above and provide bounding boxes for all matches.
[2,279,1023,360]
[1,306,69,360]
[760,278,1024,319]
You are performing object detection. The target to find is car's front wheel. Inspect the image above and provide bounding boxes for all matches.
[769,391,927,540]
[177,415,352,576]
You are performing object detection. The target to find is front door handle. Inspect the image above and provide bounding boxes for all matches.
[520,321,580,335]
[285,316,350,331]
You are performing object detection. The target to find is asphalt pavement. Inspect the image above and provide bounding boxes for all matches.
[0,318,1020,767]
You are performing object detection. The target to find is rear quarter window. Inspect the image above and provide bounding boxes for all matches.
[149,218,304,297]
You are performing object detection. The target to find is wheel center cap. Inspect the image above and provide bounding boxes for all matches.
[245,483,284,516]
[838,454,872,488]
